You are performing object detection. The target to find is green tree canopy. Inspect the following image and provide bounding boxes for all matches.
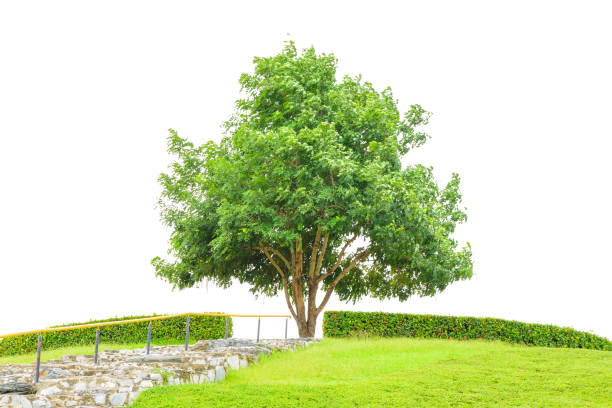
[153,42,473,337]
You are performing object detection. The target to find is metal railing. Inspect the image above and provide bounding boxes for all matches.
[0,312,291,383]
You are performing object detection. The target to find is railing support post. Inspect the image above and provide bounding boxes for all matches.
[256,317,261,343]
[94,329,100,364]
[285,318,288,339]
[224,317,229,340]
[184,315,190,351]
[146,322,152,355]
[34,335,42,383]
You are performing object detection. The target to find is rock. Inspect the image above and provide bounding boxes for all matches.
[191,340,209,350]
[43,367,72,379]
[0,382,34,395]
[126,355,182,363]
[109,392,127,406]
[215,366,225,382]
[94,393,106,404]
[128,391,140,402]
[11,395,32,408]
[209,357,224,366]
[117,379,134,387]
[73,382,86,392]
[38,386,61,397]
[227,356,240,370]
[32,400,51,408]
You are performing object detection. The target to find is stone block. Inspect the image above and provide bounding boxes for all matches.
[32,400,51,408]
[11,395,32,408]
[215,366,225,382]
[109,392,127,406]
[128,391,140,403]
[93,393,106,405]
[117,379,134,387]
[39,386,61,397]
[73,382,86,392]
[43,368,72,379]
[227,356,240,370]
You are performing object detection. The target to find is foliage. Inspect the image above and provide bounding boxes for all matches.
[0,314,230,357]
[323,311,612,351]
[153,41,472,337]
[131,338,612,407]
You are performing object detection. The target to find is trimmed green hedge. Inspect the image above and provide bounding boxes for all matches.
[323,311,612,351]
[0,314,232,357]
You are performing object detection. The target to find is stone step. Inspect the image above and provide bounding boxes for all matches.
[0,338,316,407]
[0,382,35,395]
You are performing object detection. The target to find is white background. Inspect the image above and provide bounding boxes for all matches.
[1,1,611,340]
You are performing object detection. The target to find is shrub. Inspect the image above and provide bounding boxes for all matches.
[0,313,231,357]
[323,311,612,351]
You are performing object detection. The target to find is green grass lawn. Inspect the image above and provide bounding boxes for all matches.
[132,337,612,408]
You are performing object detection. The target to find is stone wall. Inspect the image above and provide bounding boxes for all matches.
[0,338,315,407]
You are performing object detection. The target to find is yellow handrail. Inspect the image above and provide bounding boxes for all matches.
[0,312,291,339]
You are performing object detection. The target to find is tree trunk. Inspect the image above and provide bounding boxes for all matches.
[296,313,317,338]
[259,234,366,339]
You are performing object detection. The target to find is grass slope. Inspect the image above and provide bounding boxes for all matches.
[132,338,612,408]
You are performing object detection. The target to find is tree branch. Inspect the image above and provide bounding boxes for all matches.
[316,249,371,315]
[267,247,292,272]
[315,233,329,277]
[316,235,357,284]
[308,226,322,279]
[258,245,297,320]
[255,243,291,272]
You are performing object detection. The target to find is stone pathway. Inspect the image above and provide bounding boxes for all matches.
[0,338,315,407]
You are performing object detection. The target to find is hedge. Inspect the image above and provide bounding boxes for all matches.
[0,313,232,357]
[323,311,612,351]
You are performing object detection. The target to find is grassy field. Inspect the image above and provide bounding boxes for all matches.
[131,338,612,408]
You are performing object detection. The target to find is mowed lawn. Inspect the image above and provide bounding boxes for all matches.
[132,337,612,408]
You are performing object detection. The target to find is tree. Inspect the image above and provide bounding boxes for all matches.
[152,42,473,338]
